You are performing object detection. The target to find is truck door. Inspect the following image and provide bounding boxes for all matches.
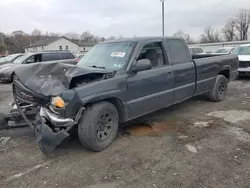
[165,39,196,103]
[125,40,174,120]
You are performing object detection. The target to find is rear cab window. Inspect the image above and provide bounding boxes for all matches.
[166,39,191,64]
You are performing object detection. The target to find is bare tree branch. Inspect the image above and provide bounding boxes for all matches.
[222,19,236,41]
[234,9,250,40]
[200,26,221,43]
[173,30,195,44]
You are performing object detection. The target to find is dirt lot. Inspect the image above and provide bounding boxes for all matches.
[1,79,250,188]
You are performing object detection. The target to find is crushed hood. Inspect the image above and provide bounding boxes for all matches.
[14,62,115,96]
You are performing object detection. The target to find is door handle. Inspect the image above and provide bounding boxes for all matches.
[165,72,172,77]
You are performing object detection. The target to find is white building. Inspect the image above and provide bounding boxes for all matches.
[189,40,250,53]
[25,37,95,54]
[77,41,96,53]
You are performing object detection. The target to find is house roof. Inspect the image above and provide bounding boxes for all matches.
[76,41,96,47]
[26,37,96,48]
[26,37,61,48]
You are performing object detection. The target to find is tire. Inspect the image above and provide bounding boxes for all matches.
[78,101,119,151]
[209,75,228,102]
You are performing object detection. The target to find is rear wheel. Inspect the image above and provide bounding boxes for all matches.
[209,75,228,102]
[78,101,119,151]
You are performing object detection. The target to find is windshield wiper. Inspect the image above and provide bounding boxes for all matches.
[88,65,106,69]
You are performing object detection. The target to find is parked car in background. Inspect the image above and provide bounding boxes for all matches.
[12,37,239,154]
[75,53,85,60]
[0,53,24,65]
[0,51,78,82]
[212,47,235,54]
[234,44,250,76]
[189,46,205,55]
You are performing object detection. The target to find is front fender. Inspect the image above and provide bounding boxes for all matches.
[80,89,124,105]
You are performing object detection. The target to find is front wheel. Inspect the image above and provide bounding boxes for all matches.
[78,101,119,151]
[209,75,228,102]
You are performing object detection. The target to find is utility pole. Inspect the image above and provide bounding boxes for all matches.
[160,0,165,36]
[0,32,4,46]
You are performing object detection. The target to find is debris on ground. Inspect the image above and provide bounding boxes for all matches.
[226,127,250,141]
[234,156,242,165]
[0,137,11,146]
[193,121,213,128]
[185,144,198,153]
[178,135,188,140]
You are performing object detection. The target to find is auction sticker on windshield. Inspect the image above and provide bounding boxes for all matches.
[111,52,126,57]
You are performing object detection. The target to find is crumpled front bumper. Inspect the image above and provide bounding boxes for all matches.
[35,107,77,155]
[35,107,84,155]
[35,118,70,155]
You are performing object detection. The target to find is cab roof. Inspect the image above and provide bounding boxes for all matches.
[101,36,183,44]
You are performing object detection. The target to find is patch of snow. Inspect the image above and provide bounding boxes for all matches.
[207,110,250,123]
[226,127,250,142]
[193,121,212,128]
[185,144,198,153]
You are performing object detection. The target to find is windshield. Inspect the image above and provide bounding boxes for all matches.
[213,48,230,53]
[234,46,250,55]
[13,53,30,64]
[77,42,136,70]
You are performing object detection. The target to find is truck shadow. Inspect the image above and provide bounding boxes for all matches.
[54,95,210,156]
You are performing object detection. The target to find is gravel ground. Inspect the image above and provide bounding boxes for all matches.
[1,79,250,188]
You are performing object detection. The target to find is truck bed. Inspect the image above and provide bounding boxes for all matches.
[193,54,239,96]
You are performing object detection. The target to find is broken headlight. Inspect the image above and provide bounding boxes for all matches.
[51,97,65,108]
[49,97,65,115]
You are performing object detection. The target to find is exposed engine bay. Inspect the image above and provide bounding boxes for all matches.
[71,72,116,88]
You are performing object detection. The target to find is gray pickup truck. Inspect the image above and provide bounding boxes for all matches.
[12,37,239,154]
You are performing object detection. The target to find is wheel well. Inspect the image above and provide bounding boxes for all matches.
[106,98,126,123]
[218,69,230,80]
[87,98,126,123]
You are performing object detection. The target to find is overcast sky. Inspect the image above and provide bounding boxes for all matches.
[1,0,250,39]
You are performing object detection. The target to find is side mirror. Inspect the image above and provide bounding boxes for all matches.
[131,59,152,72]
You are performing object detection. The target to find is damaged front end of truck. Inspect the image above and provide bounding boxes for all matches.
[12,62,116,155]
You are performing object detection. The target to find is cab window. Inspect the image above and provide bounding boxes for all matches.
[138,42,167,67]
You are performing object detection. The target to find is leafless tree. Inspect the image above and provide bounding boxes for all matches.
[200,26,221,43]
[12,30,26,37]
[173,30,195,44]
[10,30,29,52]
[0,45,5,53]
[31,29,42,36]
[106,36,116,41]
[100,37,106,42]
[64,32,80,40]
[31,29,42,41]
[234,9,250,40]
[49,32,61,37]
[222,19,237,41]
[80,31,94,42]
